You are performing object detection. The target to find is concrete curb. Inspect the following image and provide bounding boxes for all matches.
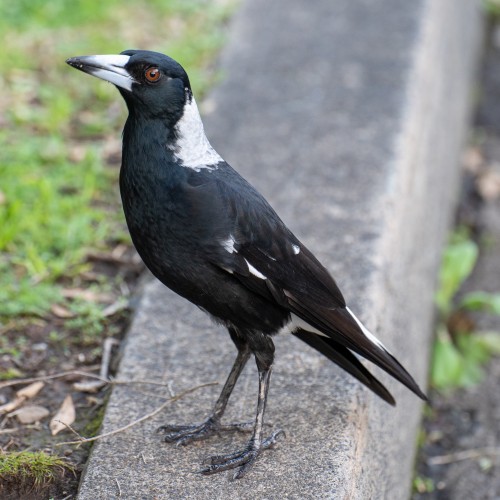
[78,0,483,498]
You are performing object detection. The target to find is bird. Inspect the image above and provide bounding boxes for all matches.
[66,50,427,479]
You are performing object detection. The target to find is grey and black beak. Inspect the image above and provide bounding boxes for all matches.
[66,54,135,91]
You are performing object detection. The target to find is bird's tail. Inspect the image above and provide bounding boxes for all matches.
[290,301,428,403]
[336,307,427,401]
[293,329,396,405]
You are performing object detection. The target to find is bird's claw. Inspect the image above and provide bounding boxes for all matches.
[158,419,217,445]
[157,418,254,446]
[199,429,285,479]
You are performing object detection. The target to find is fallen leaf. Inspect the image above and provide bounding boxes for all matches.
[0,398,24,414]
[85,396,100,405]
[477,169,500,201]
[0,381,46,414]
[62,288,114,303]
[73,380,106,393]
[111,243,128,259]
[50,394,76,436]
[102,300,128,317]
[16,381,45,399]
[11,405,50,424]
[51,304,75,318]
[102,135,122,163]
[463,146,484,174]
[68,143,87,163]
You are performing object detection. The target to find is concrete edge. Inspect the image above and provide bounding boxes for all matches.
[350,1,484,496]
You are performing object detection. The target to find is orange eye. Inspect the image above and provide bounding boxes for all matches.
[145,67,161,82]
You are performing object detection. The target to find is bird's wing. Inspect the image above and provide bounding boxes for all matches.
[185,168,346,306]
[185,170,426,400]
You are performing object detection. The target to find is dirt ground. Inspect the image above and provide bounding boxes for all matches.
[414,23,500,500]
[0,246,144,499]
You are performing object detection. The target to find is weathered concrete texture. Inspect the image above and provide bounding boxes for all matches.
[78,0,482,498]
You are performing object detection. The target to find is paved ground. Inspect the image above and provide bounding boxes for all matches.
[77,0,483,498]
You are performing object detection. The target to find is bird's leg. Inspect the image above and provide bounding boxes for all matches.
[200,336,284,479]
[158,329,252,445]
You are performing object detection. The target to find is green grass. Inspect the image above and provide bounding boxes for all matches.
[0,367,23,381]
[413,475,435,494]
[484,0,500,18]
[0,451,72,492]
[0,5,234,493]
[0,0,234,329]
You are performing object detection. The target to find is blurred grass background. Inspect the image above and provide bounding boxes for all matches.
[0,0,234,356]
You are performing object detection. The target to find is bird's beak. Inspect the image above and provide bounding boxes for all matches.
[66,54,135,91]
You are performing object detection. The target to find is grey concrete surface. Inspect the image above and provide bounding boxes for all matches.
[78,0,483,498]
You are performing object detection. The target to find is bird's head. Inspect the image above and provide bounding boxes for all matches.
[66,50,191,121]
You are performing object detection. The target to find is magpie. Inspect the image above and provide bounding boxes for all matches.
[67,50,427,479]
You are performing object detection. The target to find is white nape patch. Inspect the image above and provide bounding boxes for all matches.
[171,96,223,171]
[278,313,328,337]
[221,234,237,254]
[244,259,266,280]
[346,307,388,351]
[292,244,300,255]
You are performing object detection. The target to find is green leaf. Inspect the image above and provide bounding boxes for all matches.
[431,331,464,389]
[461,291,500,315]
[456,334,489,386]
[432,331,500,390]
[435,239,478,315]
[475,332,500,355]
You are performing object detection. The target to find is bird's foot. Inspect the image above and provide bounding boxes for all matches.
[157,417,253,446]
[200,429,285,479]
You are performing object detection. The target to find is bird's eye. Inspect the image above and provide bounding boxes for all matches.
[144,67,161,83]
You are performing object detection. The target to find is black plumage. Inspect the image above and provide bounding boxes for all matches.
[67,50,427,478]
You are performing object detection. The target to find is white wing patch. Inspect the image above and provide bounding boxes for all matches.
[292,244,300,255]
[279,308,390,354]
[222,234,237,254]
[244,259,266,279]
[346,307,388,351]
[277,313,328,337]
[170,95,223,171]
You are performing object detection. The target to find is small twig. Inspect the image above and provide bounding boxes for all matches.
[115,478,122,497]
[0,370,181,390]
[167,381,175,398]
[132,389,171,400]
[0,428,19,435]
[74,338,120,392]
[54,420,85,441]
[111,379,178,388]
[0,371,103,390]
[102,300,128,318]
[56,381,217,446]
[100,338,119,379]
[428,447,500,465]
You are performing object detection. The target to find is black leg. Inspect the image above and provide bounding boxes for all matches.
[158,328,252,444]
[200,334,284,479]
[212,338,251,423]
